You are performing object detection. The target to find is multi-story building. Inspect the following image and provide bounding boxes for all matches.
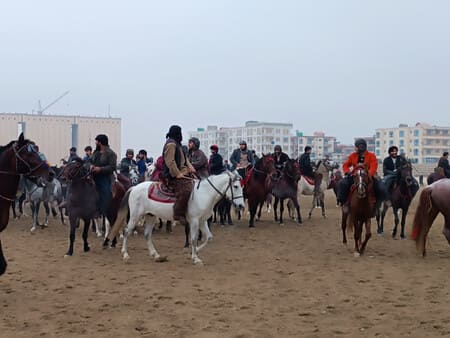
[188,125,228,158]
[294,131,337,160]
[0,112,121,166]
[375,123,450,164]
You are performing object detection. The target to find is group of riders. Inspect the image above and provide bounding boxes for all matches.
[52,125,430,227]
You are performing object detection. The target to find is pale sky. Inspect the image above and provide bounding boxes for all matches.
[1,0,449,157]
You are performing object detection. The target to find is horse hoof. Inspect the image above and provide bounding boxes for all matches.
[96,233,103,238]
[30,228,36,234]
[353,252,360,258]
[154,256,168,263]
[64,253,72,258]
[123,253,130,262]
[84,246,90,252]
[249,224,255,228]
[193,258,203,265]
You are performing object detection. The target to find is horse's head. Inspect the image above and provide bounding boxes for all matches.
[398,161,414,187]
[1,133,49,178]
[226,171,245,210]
[60,158,90,181]
[352,163,371,198]
[257,154,277,180]
[284,159,301,181]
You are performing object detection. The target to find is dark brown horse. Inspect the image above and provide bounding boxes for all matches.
[376,161,418,239]
[60,159,126,256]
[244,154,276,227]
[0,133,49,275]
[427,167,446,185]
[412,178,450,257]
[272,159,302,225]
[341,164,375,256]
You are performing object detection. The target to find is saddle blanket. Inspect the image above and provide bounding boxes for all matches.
[148,183,176,203]
[302,175,315,185]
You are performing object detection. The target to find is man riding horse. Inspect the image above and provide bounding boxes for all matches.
[298,146,321,193]
[337,138,386,213]
[187,137,209,179]
[230,140,254,180]
[162,125,195,226]
[272,145,289,178]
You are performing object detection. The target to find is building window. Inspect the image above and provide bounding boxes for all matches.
[399,130,405,137]
[414,139,419,146]
[389,131,394,138]
[376,132,380,138]
[413,149,419,156]
[399,140,404,146]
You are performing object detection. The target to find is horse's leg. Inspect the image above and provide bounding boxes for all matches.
[360,219,372,254]
[197,220,213,253]
[257,201,263,220]
[291,198,302,224]
[190,220,202,264]
[341,210,348,244]
[248,202,258,228]
[104,217,112,240]
[279,198,285,225]
[184,223,190,248]
[82,219,90,252]
[11,200,17,219]
[354,219,363,255]
[274,197,279,222]
[308,195,316,219]
[95,217,103,237]
[121,212,139,262]
[392,207,400,239]
[0,240,7,276]
[143,215,161,260]
[166,220,172,233]
[226,201,233,225]
[320,192,326,218]
[379,203,388,235]
[30,202,38,232]
[400,207,408,240]
[43,202,50,227]
[59,206,65,225]
[65,216,78,257]
[442,216,450,245]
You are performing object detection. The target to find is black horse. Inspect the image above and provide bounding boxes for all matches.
[0,133,49,276]
[376,161,419,239]
[272,159,302,225]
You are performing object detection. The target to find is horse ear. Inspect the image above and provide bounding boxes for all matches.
[262,152,265,156]
[18,132,25,144]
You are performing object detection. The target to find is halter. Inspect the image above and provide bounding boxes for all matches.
[355,168,368,198]
[206,172,243,202]
[0,142,46,202]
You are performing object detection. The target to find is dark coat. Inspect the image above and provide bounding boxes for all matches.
[382,156,403,176]
[209,153,225,175]
[298,153,313,177]
[438,156,450,177]
[229,148,254,171]
[188,148,209,178]
[272,152,289,171]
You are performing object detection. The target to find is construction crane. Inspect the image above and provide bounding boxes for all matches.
[36,91,70,115]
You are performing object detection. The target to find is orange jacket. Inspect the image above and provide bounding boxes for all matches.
[342,151,378,177]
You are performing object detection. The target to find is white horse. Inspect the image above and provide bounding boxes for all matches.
[106,171,245,265]
[298,160,335,219]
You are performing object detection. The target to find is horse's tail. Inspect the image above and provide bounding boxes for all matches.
[411,187,433,248]
[107,187,132,241]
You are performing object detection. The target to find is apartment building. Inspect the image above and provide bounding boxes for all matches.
[294,131,337,160]
[375,123,450,164]
[0,112,121,166]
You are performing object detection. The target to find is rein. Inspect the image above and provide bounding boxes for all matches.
[0,142,45,177]
[206,173,243,201]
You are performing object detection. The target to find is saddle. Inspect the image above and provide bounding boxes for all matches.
[148,183,176,203]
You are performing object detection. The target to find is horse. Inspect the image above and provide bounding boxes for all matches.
[376,161,418,239]
[297,160,334,219]
[328,169,343,206]
[243,154,277,227]
[412,179,450,257]
[23,175,65,232]
[60,159,126,256]
[105,170,245,265]
[341,164,375,256]
[272,159,302,225]
[427,167,446,185]
[0,133,49,276]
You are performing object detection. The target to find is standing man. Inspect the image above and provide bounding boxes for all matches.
[62,147,80,164]
[230,140,254,179]
[162,125,195,225]
[83,146,93,163]
[91,134,117,216]
[187,137,209,179]
[136,149,152,182]
[438,151,450,178]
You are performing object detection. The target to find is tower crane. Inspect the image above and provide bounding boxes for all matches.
[36,91,70,114]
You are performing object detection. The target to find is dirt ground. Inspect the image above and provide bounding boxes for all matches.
[1,189,450,338]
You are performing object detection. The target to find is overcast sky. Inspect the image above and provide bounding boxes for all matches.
[1,0,449,157]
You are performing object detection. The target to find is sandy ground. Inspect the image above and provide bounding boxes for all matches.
[1,189,450,338]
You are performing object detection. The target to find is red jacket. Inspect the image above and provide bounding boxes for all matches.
[342,151,378,177]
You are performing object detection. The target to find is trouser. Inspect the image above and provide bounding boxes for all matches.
[168,178,193,221]
[94,175,112,215]
[382,174,396,195]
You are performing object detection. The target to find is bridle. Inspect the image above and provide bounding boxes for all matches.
[61,161,92,182]
[355,168,369,198]
[206,172,243,202]
[0,142,46,177]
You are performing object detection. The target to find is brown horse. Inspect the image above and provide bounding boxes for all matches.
[0,133,49,275]
[412,178,450,257]
[376,161,418,239]
[427,167,446,185]
[272,159,302,225]
[341,164,375,256]
[244,154,277,227]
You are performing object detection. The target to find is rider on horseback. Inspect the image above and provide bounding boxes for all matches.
[187,137,209,179]
[337,138,386,210]
[230,140,255,179]
[298,146,321,193]
[382,146,404,195]
[209,144,226,175]
[119,149,137,178]
[162,125,195,226]
[272,145,289,178]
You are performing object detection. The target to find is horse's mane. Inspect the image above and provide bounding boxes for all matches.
[0,140,16,155]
